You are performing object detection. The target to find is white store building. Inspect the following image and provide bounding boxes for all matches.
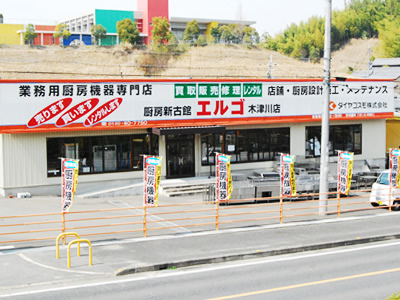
[0,78,394,197]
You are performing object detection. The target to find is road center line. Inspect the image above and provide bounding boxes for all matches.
[3,241,400,298]
[207,267,400,300]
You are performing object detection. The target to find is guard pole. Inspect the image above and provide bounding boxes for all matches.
[56,232,80,259]
[67,239,92,268]
[319,0,332,214]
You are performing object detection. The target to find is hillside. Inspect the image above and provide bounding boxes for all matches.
[0,38,379,80]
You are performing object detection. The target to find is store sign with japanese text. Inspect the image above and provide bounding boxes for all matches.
[0,79,394,133]
[144,156,162,207]
[280,154,296,197]
[337,151,354,195]
[390,149,400,188]
[61,158,79,212]
[216,153,233,202]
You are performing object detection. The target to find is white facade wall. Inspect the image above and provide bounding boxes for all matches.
[360,119,386,159]
[289,119,387,161]
[2,133,46,189]
[290,124,305,157]
[0,135,4,189]
[0,129,148,196]
[0,120,388,197]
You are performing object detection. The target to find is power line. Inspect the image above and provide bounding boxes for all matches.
[0,70,322,79]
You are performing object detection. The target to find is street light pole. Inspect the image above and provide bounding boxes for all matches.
[319,0,332,214]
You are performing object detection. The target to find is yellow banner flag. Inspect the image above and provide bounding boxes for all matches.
[61,158,79,212]
[144,156,162,207]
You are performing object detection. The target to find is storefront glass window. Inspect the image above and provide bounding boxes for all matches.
[132,134,152,170]
[201,133,222,165]
[46,134,158,177]
[201,128,290,165]
[305,124,362,157]
[225,131,237,162]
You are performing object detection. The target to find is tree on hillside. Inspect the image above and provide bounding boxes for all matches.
[183,20,200,44]
[195,34,207,46]
[386,0,400,16]
[24,24,38,46]
[229,24,242,44]
[91,24,107,46]
[376,18,400,57]
[167,32,178,46]
[152,16,171,45]
[242,26,259,46]
[220,25,233,44]
[210,25,221,43]
[54,23,71,46]
[117,18,140,45]
[262,0,400,60]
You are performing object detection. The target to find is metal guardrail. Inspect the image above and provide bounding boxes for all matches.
[1,187,399,248]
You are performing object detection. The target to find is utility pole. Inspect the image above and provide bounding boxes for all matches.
[266,55,274,79]
[368,47,374,77]
[319,0,332,214]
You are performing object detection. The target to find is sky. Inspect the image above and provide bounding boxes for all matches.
[1,0,346,36]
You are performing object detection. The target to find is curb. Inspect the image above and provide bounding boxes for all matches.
[115,233,400,276]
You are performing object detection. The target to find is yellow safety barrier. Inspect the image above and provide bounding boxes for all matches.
[67,239,92,268]
[56,232,80,259]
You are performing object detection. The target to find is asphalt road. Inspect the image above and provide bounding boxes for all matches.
[4,240,400,300]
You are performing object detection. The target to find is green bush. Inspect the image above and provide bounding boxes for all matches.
[387,292,400,300]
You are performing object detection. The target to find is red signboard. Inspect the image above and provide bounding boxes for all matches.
[55,98,99,127]
[84,98,123,127]
[27,98,72,128]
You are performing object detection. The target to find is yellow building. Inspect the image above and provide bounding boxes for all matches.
[205,21,219,43]
[387,118,400,150]
[0,24,24,45]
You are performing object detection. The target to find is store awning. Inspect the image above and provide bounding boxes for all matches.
[152,126,226,136]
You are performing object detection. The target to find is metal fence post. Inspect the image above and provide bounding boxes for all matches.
[143,205,147,237]
[216,199,220,230]
[62,212,66,245]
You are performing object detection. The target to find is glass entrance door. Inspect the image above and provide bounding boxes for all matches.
[166,134,195,178]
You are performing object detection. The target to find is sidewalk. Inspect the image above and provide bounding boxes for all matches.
[1,210,400,294]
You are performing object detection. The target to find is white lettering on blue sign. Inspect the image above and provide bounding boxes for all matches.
[340,152,353,160]
[64,161,78,169]
[146,157,161,166]
[218,155,230,163]
[392,149,400,156]
[282,155,293,163]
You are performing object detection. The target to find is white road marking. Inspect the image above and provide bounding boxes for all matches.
[2,240,400,298]
[17,253,106,275]
[109,200,192,234]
